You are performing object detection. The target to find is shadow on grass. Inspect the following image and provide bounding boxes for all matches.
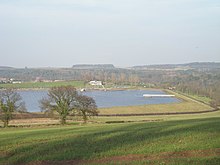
[1,117,220,164]
[0,127,85,147]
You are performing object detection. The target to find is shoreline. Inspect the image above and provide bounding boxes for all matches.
[0,87,163,92]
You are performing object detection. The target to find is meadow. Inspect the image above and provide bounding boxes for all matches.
[0,90,219,164]
[0,81,85,89]
[0,111,220,165]
[175,91,212,105]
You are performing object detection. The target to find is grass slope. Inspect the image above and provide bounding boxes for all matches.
[175,91,212,105]
[0,81,84,89]
[1,116,220,164]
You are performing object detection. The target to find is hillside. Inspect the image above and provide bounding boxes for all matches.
[72,64,115,69]
[1,113,220,164]
[131,62,220,70]
[0,66,13,69]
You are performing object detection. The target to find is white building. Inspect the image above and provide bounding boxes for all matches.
[89,81,102,86]
[12,81,22,84]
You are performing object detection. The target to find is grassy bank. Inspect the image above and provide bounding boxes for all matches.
[1,110,220,127]
[0,91,219,164]
[94,110,220,123]
[0,81,85,89]
[0,115,220,164]
[174,91,212,105]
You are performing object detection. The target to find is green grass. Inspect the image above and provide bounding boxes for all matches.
[176,91,212,105]
[99,102,211,115]
[189,95,211,104]
[0,89,218,164]
[1,113,220,164]
[93,110,220,123]
[0,80,85,89]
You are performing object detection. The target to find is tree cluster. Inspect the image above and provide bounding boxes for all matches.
[0,89,26,127]
[40,86,98,124]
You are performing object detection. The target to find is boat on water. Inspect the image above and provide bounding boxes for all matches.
[143,94,175,97]
[80,88,86,92]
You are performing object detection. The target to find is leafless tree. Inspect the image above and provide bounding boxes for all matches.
[0,89,26,127]
[40,86,78,124]
[75,95,98,123]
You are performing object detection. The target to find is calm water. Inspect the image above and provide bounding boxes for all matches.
[19,90,180,112]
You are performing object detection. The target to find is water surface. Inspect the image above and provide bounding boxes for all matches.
[19,90,180,112]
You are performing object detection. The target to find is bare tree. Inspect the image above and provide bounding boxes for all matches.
[0,89,26,127]
[119,73,126,84]
[40,86,78,124]
[111,73,117,84]
[75,95,98,123]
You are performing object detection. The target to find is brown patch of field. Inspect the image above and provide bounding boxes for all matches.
[27,148,220,165]
[9,118,59,126]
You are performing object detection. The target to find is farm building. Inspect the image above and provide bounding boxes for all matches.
[89,81,102,86]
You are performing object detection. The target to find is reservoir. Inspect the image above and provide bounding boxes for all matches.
[19,90,180,112]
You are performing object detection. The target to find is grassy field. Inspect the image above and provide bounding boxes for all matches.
[0,90,219,164]
[175,91,212,105]
[0,81,85,89]
[0,112,220,165]
[99,102,211,115]
[93,110,220,123]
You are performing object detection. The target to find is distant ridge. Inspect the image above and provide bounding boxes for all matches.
[131,62,220,70]
[72,64,115,69]
[0,66,13,69]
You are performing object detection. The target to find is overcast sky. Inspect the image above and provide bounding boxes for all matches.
[0,0,220,68]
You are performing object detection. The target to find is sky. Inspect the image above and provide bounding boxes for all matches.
[0,0,220,68]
